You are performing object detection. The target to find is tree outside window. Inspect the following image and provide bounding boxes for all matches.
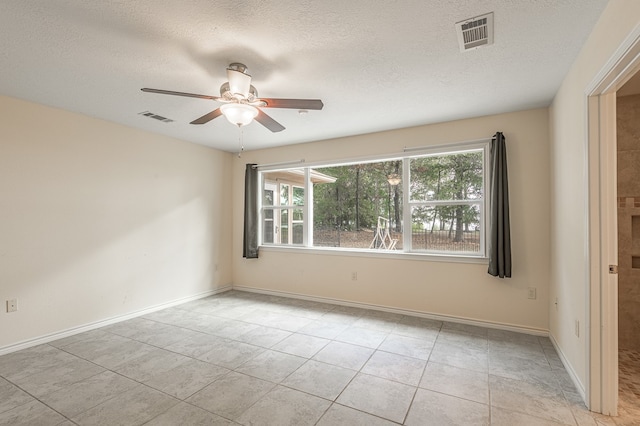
[259,142,487,257]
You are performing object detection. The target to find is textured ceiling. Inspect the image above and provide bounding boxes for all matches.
[0,1,608,152]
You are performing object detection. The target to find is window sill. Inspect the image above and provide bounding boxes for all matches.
[258,245,488,264]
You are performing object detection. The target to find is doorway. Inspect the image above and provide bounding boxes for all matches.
[615,76,640,418]
[586,25,640,416]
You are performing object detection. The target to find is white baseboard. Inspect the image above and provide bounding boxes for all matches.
[0,285,232,356]
[549,333,586,402]
[232,285,549,337]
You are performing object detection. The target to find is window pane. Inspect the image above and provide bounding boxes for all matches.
[262,185,275,245]
[263,215,274,244]
[312,160,403,249]
[293,208,304,245]
[411,204,481,253]
[293,223,303,244]
[293,186,304,206]
[281,209,289,243]
[263,188,274,206]
[410,151,483,202]
[280,184,290,205]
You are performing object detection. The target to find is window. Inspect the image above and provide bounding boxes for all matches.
[262,169,306,245]
[408,150,484,254]
[313,160,403,249]
[259,141,489,257]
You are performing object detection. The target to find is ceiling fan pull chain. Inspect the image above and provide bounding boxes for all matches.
[237,125,244,158]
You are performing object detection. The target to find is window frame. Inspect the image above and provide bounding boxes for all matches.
[402,143,489,256]
[257,140,491,261]
[261,177,307,246]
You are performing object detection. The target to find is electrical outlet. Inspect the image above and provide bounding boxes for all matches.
[351,272,358,281]
[575,319,580,337]
[527,287,537,299]
[6,299,17,313]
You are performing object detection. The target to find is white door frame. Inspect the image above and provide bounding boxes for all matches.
[585,23,640,415]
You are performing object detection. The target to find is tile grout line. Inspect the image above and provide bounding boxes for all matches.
[0,291,605,425]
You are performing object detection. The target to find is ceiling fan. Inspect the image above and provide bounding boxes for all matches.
[141,63,323,133]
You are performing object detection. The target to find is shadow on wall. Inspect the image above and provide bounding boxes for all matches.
[0,96,231,347]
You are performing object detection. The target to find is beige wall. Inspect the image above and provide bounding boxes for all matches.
[549,0,640,393]
[232,108,550,331]
[0,96,233,349]
[616,94,640,351]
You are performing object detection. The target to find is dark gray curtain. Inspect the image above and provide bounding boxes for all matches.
[488,132,511,278]
[243,163,259,259]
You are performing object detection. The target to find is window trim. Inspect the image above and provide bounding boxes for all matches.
[259,244,488,264]
[261,179,306,245]
[403,144,489,256]
[257,139,491,261]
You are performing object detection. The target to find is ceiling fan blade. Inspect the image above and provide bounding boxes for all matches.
[141,88,220,101]
[255,109,285,132]
[260,98,324,110]
[190,108,223,125]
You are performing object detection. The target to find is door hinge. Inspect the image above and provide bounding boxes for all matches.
[609,265,618,274]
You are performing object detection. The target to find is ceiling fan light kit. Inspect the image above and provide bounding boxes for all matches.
[141,63,324,133]
[220,103,258,127]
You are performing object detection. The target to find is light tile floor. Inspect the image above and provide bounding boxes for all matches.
[617,348,640,425]
[0,290,634,425]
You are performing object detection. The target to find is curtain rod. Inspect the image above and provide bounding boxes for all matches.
[403,137,493,153]
[252,159,306,169]
[251,136,494,169]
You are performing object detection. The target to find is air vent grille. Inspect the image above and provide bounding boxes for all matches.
[138,111,174,123]
[456,13,494,52]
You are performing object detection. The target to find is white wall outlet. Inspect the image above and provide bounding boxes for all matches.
[7,299,17,313]
[575,319,580,337]
[351,272,358,281]
[527,287,537,299]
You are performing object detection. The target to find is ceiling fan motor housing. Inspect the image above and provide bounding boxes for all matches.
[227,63,248,74]
[219,82,258,103]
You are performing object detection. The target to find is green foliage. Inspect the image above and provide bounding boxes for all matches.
[410,151,483,241]
[312,150,483,242]
[314,161,400,231]
[409,151,483,202]
[293,187,304,205]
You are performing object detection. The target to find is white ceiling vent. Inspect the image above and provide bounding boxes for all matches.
[138,111,174,123]
[455,12,494,52]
